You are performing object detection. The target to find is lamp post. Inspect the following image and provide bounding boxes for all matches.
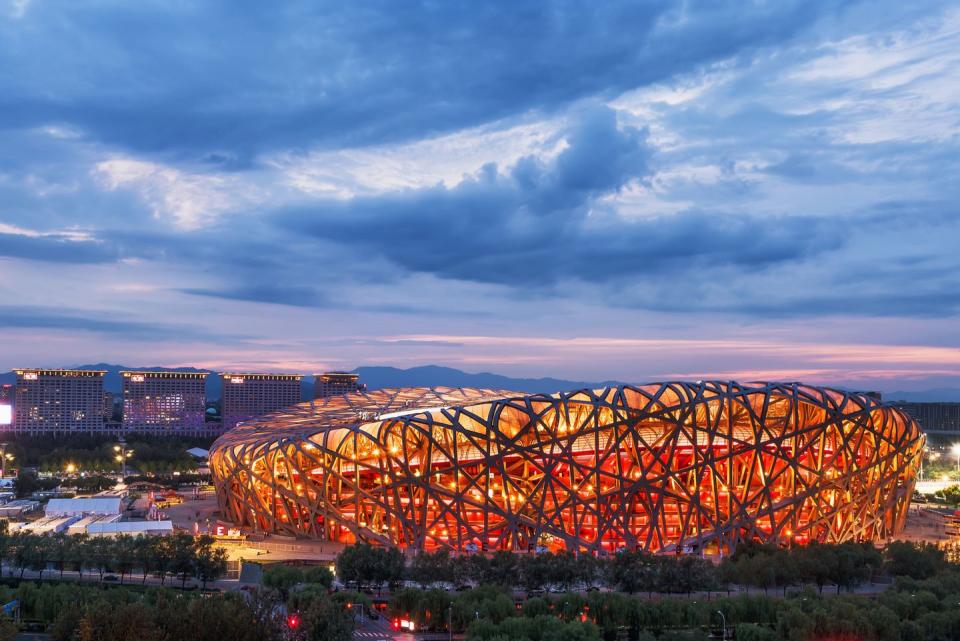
[952,443,960,473]
[448,602,454,641]
[0,444,12,479]
[114,438,133,480]
[715,610,727,640]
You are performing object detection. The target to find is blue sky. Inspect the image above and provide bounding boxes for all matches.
[1,0,958,391]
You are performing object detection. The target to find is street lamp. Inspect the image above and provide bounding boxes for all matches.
[715,610,727,640]
[65,463,76,475]
[114,438,133,479]
[0,444,13,479]
[448,602,454,641]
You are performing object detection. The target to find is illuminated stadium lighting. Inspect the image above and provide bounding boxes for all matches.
[210,382,924,554]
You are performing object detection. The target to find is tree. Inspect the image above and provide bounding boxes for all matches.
[262,564,304,593]
[151,536,174,585]
[134,535,157,584]
[300,594,354,641]
[303,565,333,588]
[26,534,52,581]
[608,550,659,594]
[884,541,944,579]
[194,535,227,590]
[85,536,114,582]
[168,532,197,588]
[75,600,165,641]
[409,550,454,587]
[335,542,404,592]
[113,535,138,585]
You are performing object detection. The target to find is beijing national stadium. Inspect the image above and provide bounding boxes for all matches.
[209,381,924,554]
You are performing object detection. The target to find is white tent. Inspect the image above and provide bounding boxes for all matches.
[85,520,173,536]
[45,497,122,517]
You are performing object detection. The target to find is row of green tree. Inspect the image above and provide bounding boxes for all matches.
[392,567,960,641]
[12,470,212,498]
[334,540,945,595]
[0,577,356,641]
[0,582,293,641]
[0,531,227,588]
[5,433,211,476]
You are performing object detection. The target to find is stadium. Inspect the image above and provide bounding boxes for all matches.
[209,381,924,554]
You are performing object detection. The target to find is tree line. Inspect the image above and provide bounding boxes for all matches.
[333,540,944,596]
[393,556,960,641]
[5,434,210,476]
[0,530,227,589]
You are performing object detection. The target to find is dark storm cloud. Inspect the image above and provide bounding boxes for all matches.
[0,0,846,160]
[280,106,841,287]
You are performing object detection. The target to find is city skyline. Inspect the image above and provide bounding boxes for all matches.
[1,2,959,392]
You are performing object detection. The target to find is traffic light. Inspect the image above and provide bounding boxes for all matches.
[287,613,301,630]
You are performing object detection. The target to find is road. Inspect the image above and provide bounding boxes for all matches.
[352,614,415,641]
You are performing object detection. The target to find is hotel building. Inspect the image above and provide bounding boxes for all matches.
[221,373,303,431]
[895,401,960,434]
[314,372,365,398]
[12,369,106,435]
[122,371,208,435]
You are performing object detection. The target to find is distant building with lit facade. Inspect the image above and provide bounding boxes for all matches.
[221,373,302,431]
[102,391,116,423]
[122,371,208,435]
[0,384,14,427]
[11,369,106,434]
[895,401,960,434]
[314,372,364,398]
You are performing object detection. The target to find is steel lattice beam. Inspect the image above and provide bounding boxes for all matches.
[209,382,924,554]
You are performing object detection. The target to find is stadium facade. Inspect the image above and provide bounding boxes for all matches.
[210,382,924,554]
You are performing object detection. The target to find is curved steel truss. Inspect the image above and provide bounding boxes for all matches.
[210,382,923,554]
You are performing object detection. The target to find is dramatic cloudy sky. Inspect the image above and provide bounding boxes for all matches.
[1,0,959,391]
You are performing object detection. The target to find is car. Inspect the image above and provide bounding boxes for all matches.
[103,574,119,582]
[368,609,380,620]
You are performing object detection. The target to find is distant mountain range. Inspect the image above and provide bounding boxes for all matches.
[1,364,958,402]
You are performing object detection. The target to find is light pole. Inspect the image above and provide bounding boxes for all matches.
[448,602,454,641]
[0,444,13,479]
[715,610,727,640]
[114,438,133,480]
[952,443,960,473]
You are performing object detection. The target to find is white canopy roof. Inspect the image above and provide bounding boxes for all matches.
[45,497,122,516]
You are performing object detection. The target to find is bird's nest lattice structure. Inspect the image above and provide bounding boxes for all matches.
[210,382,923,554]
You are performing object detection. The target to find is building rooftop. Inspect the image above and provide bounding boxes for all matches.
[121,371,209,378]
[221,373,303,380]
[14,369,106,376]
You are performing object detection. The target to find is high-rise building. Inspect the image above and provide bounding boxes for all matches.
[122,371,208,435]
[11,369,106,435]
[221,373,303,431]
[102,391,116,423]
[314,372,365,399]
[895,401,960,434]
